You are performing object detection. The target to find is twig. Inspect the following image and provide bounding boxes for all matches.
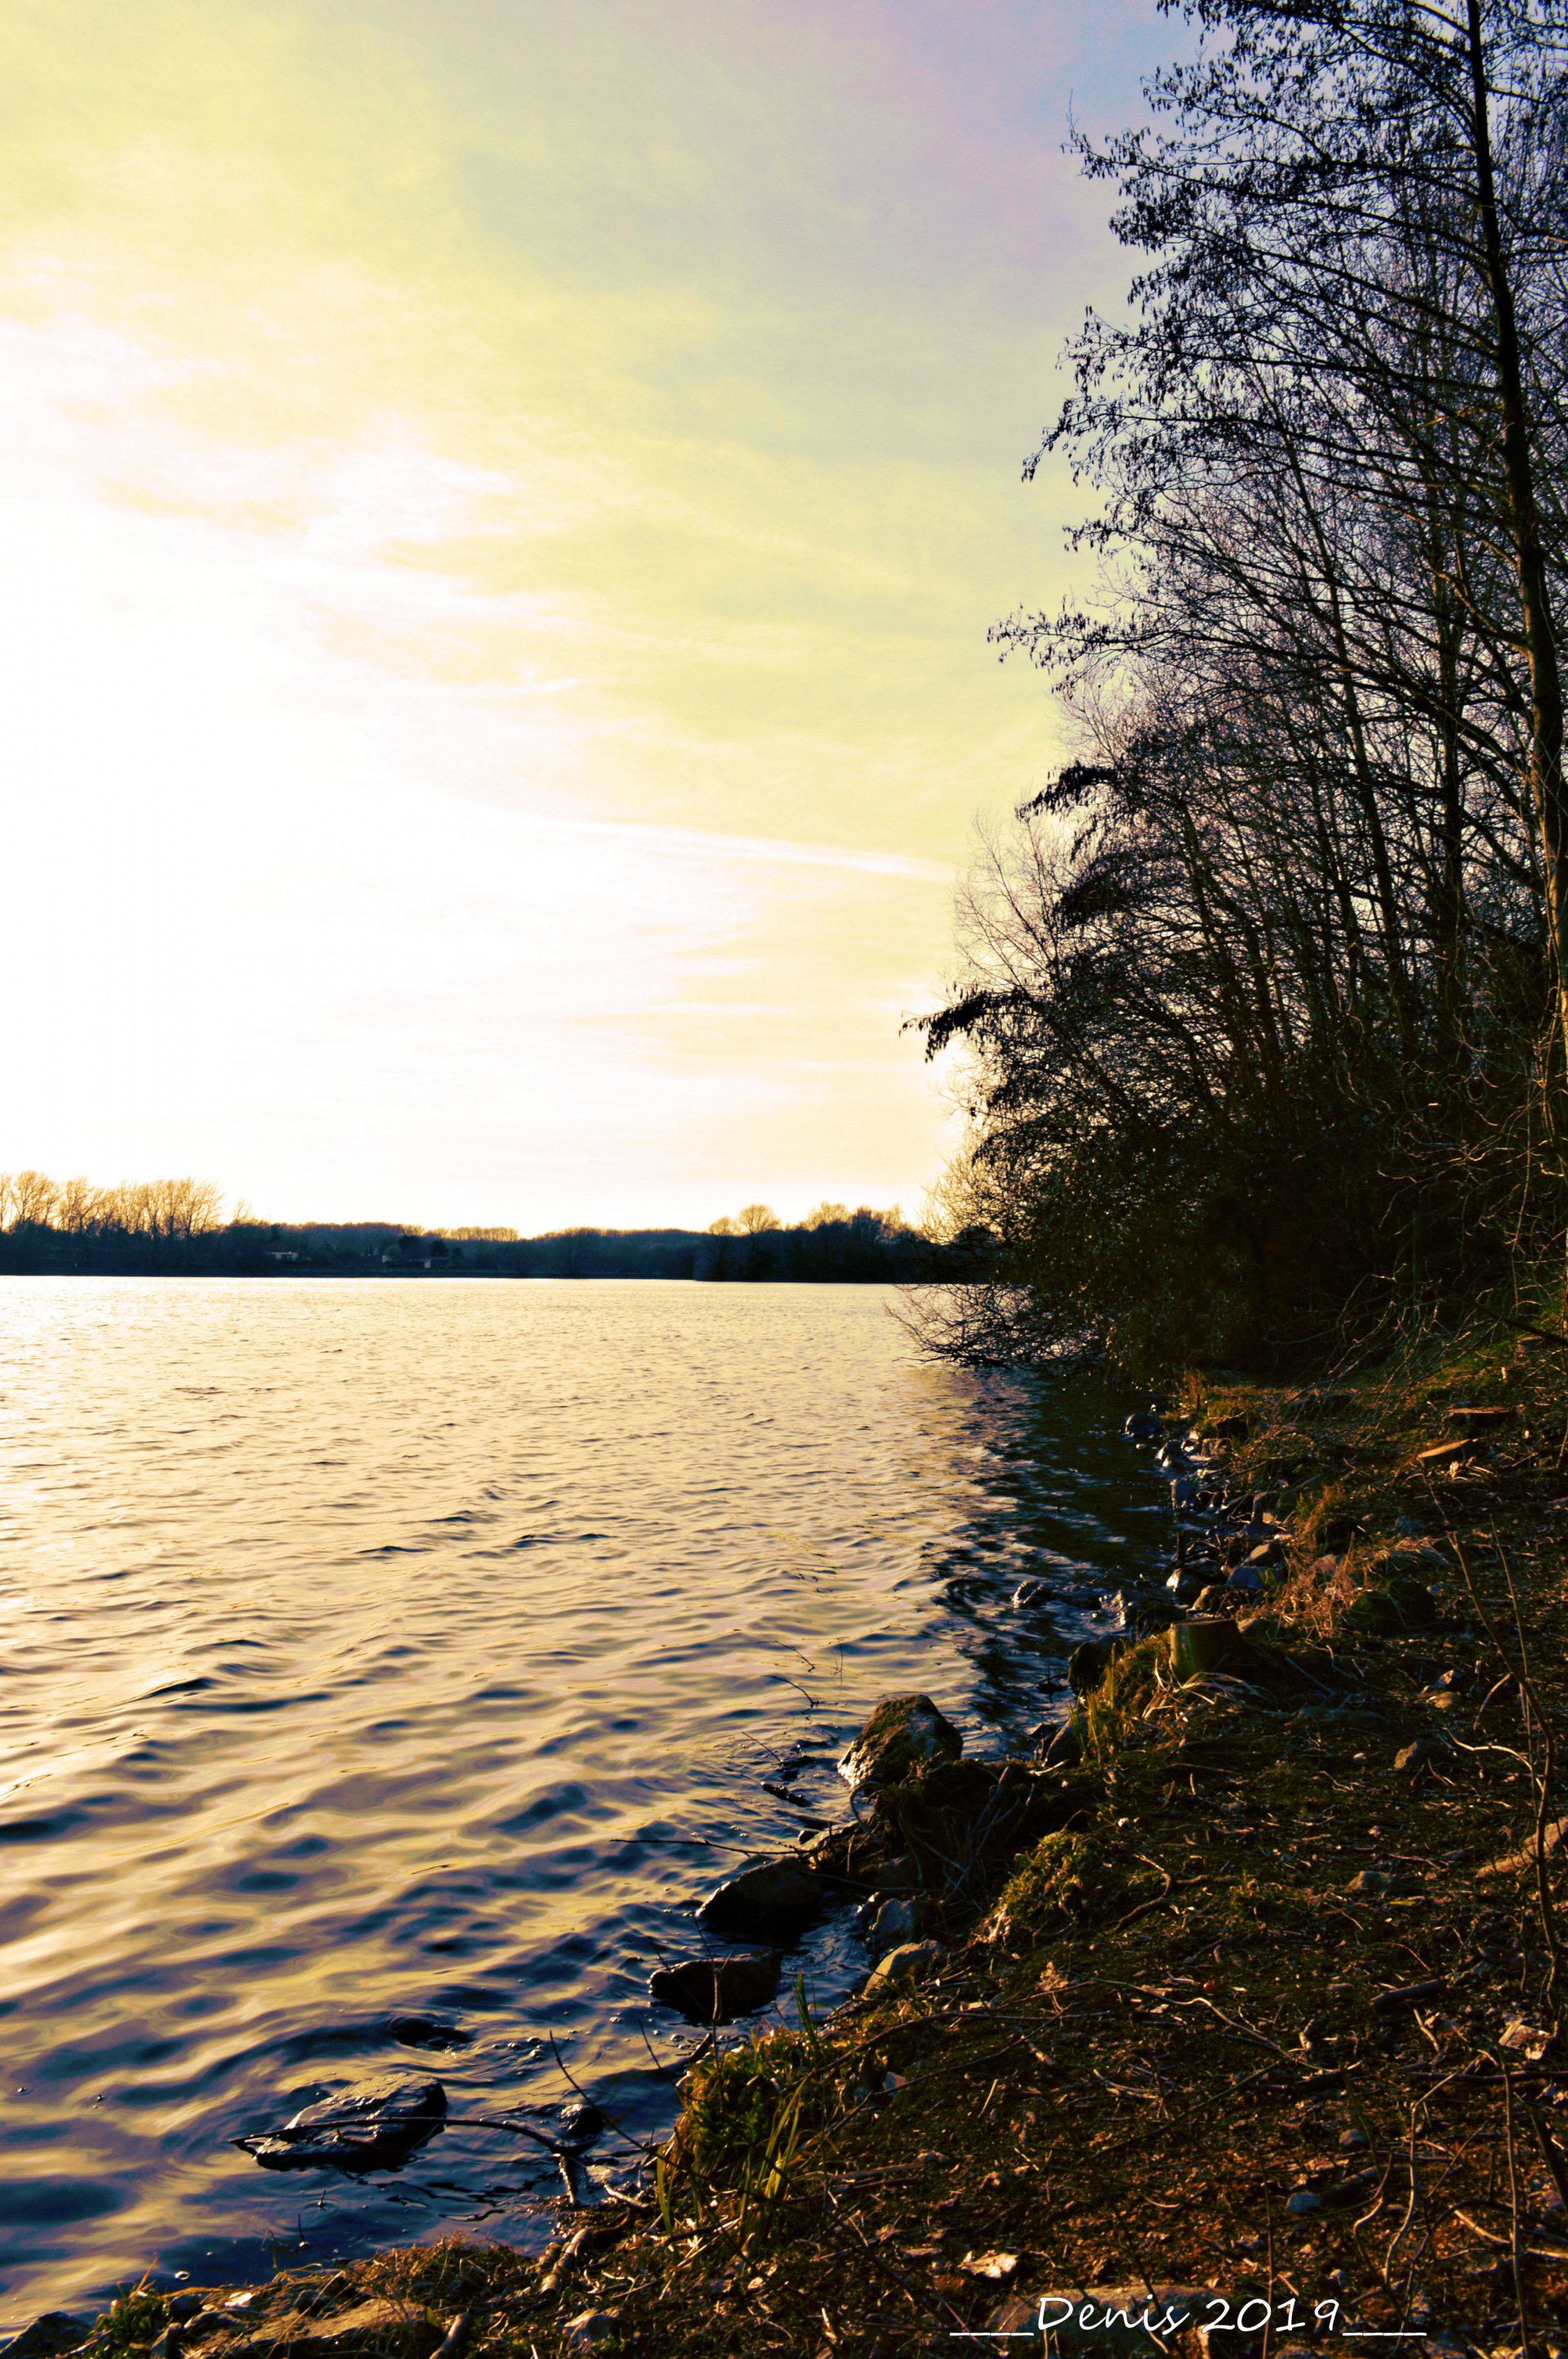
[1452,2211,1568,2262]
[1104,1893,1175,1935]
[548,2031,658,2154]
[233,2111,569,2153]
[1382,2100,1421,2283]
[1176,1993,1299,2062]
[822,2187,967,2329]
[1502,2050,1532,2359]
[1497,1542,1564,2006]
[1504,1319,1568,1351]
[1526,2101,1568,2215]
[1353,2140,1405,2234]
[434,2316,470,2359]
[636,2022,715,2083]
[1441,1523,1564,2004]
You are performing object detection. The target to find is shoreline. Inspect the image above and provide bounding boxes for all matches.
[16,1344,1568,2355]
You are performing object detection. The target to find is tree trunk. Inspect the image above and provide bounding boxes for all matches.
[1467,0,1568,1067]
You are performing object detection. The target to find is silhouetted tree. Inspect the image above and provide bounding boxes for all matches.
[920,0,1568,1371]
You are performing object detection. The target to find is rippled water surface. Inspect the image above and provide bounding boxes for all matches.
[0,1279,1167,2319]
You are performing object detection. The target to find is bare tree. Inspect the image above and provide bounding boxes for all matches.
[920,0,1568,1367]
[54,1177,96,1233]
[9,1170,61,1229]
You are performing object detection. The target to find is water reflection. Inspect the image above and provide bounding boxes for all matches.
[0,1281,1165,2319]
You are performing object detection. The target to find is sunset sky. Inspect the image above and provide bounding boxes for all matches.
[4,0,1173,1232]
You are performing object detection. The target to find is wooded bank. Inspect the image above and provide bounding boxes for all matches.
[920,0,1568,1382]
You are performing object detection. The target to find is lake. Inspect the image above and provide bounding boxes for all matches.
[0,1278,1166,2321]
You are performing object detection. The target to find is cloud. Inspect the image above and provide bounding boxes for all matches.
[0,0,1174,1222]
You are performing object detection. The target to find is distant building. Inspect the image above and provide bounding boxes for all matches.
[382,1234,441,1271]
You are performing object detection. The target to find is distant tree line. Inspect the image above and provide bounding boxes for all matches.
[917,0,1568,1376]
[0,1172,971,1283]
[699,1202,941,1280]
[0,1170,225,1240]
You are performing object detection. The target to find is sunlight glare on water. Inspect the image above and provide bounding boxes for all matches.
[0,1279,1165,2317]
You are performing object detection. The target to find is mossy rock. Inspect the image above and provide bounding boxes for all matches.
[1224,1871,1314,1932]
[1343,1590,1401,1634]
[1343,1576,1437,1635]
[671,2029,837,2191]
[986,1829,1150,1945]
[838,1693,962,1789]
[869,1759,1092,1897]
[1169,1618,1258,1680]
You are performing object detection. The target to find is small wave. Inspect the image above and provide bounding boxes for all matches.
[0,1804,93,1843]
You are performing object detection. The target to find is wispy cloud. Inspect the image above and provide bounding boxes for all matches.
[0,0,1172,1224]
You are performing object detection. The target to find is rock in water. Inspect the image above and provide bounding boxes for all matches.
[1120,1592,1182,1634]
[4,2320,92,2359]
[1067,1642,1111,1697]
[865,1939,942,1991]
[866,1894,920,1954]
[387,2013,472,2051]
[696,1855,827,1940]
[238,2076,446,2173]
[648,1949,782,2022]
[837,1694,962,1789]
[1032,1720,1081,1768]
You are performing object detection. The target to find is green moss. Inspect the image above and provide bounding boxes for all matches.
[987,1828,1145,1944]
[1223,1871,1315,1932]
[662,2027,847,2254]
[679,2034,800,2176]
[85,2291,168,2359]
[1078,1635,1163,1763]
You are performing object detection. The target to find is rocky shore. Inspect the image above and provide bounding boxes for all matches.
[15,1344,1568,2356]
